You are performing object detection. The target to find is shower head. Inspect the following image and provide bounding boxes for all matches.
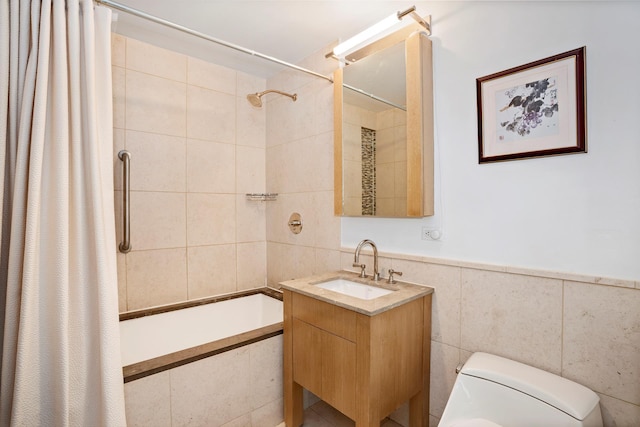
[246,89,297,108]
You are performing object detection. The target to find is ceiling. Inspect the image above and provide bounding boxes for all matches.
[105,0,435,79]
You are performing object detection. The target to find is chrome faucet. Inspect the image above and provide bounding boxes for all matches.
[353,239,380,281]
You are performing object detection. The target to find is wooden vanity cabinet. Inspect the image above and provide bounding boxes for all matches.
[283,290,432,427]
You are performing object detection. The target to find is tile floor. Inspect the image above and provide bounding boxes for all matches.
[275,400,403,427]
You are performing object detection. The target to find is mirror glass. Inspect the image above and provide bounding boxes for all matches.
[334,28,433,218]
[342,41,408,216]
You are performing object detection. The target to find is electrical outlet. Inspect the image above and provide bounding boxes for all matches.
[421,227,442,241]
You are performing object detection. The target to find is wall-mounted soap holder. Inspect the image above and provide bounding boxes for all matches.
[246,193,278,201]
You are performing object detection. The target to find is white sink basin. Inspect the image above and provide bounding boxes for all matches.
[315,279,393,300]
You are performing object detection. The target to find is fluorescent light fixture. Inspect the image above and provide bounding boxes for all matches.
[331,5,430,59]
[332,12,401,57]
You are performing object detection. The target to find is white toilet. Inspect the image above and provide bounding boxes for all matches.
[438,352,603,427]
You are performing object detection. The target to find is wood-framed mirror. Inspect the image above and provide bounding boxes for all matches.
[334,26,434,217]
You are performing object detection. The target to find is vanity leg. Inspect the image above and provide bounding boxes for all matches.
[409,294,431,426]
[284,381,303,427]
[283,289,304,426]
[409,390,428,427]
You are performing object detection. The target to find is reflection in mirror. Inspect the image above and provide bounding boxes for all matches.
[342,40,407,216]
[334,29,433,218]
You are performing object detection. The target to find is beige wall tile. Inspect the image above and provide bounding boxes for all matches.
[221,413,251,427]
[266,192,314,247]
[265,91,312,147]
[237,242,266,290]
[314,249,342,275]
[126,70,186,137]
[343,197,362,216]
[394,197,407,217]
[266,242,315,286]
[377,108,395,129]
[430,341,460,419]
[377,163,395,198]
[124,371,171,427]
[391,260,461,347]
[343,122,361,162]
[126,248,187,310]
[376,132,395,165]
[563,281,640,404]
[236,71,267,149]
[112,66,125,129]
[308,131,334,192]
[376,197,394,217]
[460,269,563,374]
[126,38,186,82]
[237,95,266,148]
[312,191,341,250]
[186,193,236,246]
[170,347,252,426]
[250,398,284,427]
[313,81,335,136]
[126,130,186,192]
[130,191,186,250]
[343,160,362,201]
[114,190,122,250]
[187,245,237,299]
[111,33,125,68]
[394,128,407,162]
[250,335,283,409]
[236,71,266,98]
[113,128,124,191]
[265,143,285,191]
[395,161,407,194]
[117,252,127,312]
[236,145,265,194]
[598,393,640,427]
[186,138,235,193]
[236,195,266,243]
[187,85,235,143]
[187,56,236,94]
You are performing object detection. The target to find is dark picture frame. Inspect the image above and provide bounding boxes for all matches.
[477,47,586,163]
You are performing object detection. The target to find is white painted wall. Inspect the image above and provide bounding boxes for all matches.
[342,1,640,281]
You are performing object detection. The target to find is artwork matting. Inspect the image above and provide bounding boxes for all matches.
[477,47,586,163]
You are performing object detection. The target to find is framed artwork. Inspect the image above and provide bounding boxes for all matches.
[476,47,586,163]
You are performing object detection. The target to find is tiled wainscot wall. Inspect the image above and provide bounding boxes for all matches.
[339,249,640,427]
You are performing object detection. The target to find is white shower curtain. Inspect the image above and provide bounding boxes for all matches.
[0,0,127,425]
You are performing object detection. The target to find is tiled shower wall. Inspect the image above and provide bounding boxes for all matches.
[112,34,268,311]
[264,48,342,285]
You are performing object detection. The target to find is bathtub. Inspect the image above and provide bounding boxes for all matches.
[121,288,285,426]
[120,288,283,382]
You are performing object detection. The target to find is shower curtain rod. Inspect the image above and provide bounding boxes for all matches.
[96,0,334,83]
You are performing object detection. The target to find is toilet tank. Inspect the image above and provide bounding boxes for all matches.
[439,353,602,427]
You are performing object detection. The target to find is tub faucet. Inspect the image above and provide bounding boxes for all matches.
[353,239,380,281]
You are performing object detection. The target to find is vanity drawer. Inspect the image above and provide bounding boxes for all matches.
[291,292,356,342]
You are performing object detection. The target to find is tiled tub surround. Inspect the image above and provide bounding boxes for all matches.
[112,34,268,312]
[122,289,284,426]
[335,249,640,427]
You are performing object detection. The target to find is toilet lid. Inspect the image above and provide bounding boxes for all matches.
[448,418,503,427]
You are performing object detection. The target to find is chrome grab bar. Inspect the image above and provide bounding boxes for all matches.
[118,150,131,253]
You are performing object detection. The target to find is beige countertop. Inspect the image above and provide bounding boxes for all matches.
[280,270,433,316]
